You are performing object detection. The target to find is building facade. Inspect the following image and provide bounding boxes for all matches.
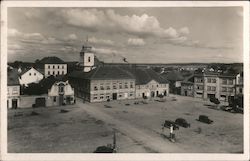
[7,68,20,109]
[44,64,67,77]
[48,81,75,106]
[192,71,241,102]
[19,67,44,86]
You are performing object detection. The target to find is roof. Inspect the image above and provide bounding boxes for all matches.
[182,74,194,84]
[68,66,134,80]
[7,68,20,86]
[194,70,238,78]
[131,68,169,85]
[39,57,65,64]
[161,71,184,81]
[19,67,44,76]
[68,65,169,85]
[39,75,67,90]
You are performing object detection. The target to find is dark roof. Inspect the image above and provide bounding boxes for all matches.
[182,74,194,84]
[7,68,20,86]
[39,75,67,90]
[161,71,184,81]
[68,66,134,80]
[39,57,65,64]
[68,65,169,85]
[131,68,169,85]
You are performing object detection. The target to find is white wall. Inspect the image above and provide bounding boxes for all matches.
[44,64,67,77]
[19,68,44,85]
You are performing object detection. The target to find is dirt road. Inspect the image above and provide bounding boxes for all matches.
[76,101,184,153]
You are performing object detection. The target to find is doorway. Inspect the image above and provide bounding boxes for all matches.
[12,99,17,109]
[184,91,188,96]
[112,93,117,100]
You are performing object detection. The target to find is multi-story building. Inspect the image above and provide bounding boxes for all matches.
[68,45,169,103]
[39,57,67,77]
[181,75,194,97]
[134,68,169,98]
[69,66,135,102]
[18,67,44,86]
[7,68,20,109]
[192,71,242,102]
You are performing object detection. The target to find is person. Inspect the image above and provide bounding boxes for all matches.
[170,124,175,142]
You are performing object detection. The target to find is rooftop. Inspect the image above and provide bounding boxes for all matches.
[39,57,65,64]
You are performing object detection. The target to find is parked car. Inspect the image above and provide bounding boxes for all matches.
[175,118,190,128]
[163,120,179,130]
[197,115,213,124]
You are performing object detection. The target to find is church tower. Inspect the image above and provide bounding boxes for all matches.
[79,44,95,72]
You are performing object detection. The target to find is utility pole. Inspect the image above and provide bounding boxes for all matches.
[113,129,117,153]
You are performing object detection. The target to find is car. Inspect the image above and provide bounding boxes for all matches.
[163,120,179,130]
[175,118,190,128]
[197,115,213,124]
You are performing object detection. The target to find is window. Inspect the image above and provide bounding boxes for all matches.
[113,83,117,89]
[48,71,50,75]
[196,78,203,83]
[130,82,133,88]
[106,95,110,99]
[29,73,31,76]
[228,87,233,92]
[222,79,227,85]
[239,88,243,93]
[93,94,98,100]
[34,73,36,76]
[119,94,122,97]
[228,79,233,85]
[119,83,122,89]
[59,86,64,93]
[58,65,60,69]
[52,71,55,75]
[94,86,98,91]
[58,71,60,75]
[100,84,104,90]
[53,97,56,102]
[212,79,216,83]
[196,85,203,90]
[48,65,50,69]
[207,86,211,91]
[222,87,227,92]
[62,71,64,75]
[100,94,104,99]
[211,86,216,91]
[53,65,55,69]
[129,92,133,97]
[106,86,110,90]
[207,78,211,83]
[125,82,128,89]
[62,66,64,69]
[88,57,91,62]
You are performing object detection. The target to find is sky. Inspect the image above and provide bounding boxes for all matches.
[7,7,243,63]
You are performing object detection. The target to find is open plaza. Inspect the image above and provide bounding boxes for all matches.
[8,95,243,153]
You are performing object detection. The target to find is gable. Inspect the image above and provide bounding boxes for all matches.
[21,68,43,78]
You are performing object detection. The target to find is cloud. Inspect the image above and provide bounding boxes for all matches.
[57,9,190,39]
[65,34,78,41]
[127,38,145,46]
[179,27,190,35]
[91,47,118,55]
[88,36,114,46]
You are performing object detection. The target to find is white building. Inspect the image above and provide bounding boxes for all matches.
[133,68,169,98]
[18,67,44,86]
[79,45,95,72]
[7,68,20,109]
[48,80,75,106]
[40,57,67,77]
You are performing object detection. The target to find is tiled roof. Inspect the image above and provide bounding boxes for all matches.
[161,71,184,81]
[7,68,20,86]
[131,68,169,85]
[39,57,65,64]
[68,66,134,80]
[68,65,169,85]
